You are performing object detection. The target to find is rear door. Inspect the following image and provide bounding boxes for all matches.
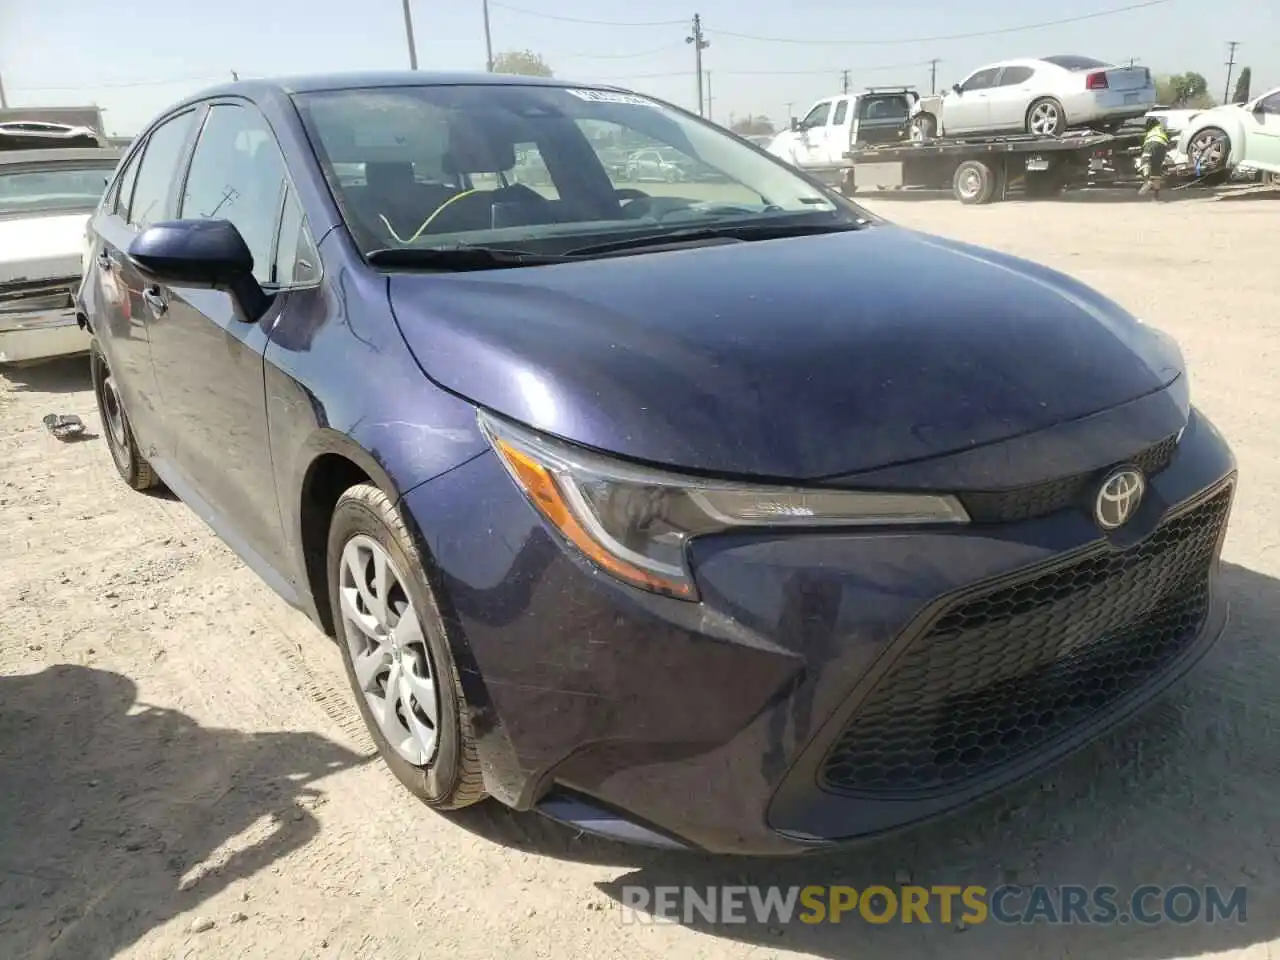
[945,68,999,133]
[143,100,299,576]
[89,108,200,457]
[987,65,1037,130]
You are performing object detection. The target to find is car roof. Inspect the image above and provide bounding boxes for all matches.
[169,70,599,109]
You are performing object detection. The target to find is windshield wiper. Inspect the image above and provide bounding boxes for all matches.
[565,220,865,257]
[367,246,574,270]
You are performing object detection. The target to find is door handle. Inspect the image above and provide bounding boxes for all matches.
[142,286,168,317]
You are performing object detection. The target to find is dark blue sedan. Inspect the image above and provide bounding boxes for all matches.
[79,72,1236,856]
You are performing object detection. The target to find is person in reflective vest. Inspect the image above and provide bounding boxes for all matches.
[1139,117,1171,200]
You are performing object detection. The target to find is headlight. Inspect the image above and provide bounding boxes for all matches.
[479,412,969,601]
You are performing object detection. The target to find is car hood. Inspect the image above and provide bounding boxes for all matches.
[388,226,1183,480]
[0,212,90,284]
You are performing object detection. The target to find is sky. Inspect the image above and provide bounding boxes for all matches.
[2,0,1276,135]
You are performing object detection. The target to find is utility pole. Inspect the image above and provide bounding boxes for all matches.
[482,0,495,72]
[686,14,709,116]
[231,70,240,81]
[1223,41,1239,104]
[0,71,9,108]
[785,101,794,121]
[402,0,419,70]
[840,69,850,95]
[928,58,939,95]
[705,72,713,120]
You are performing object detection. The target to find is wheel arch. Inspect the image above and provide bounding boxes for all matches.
[295,432,400,637]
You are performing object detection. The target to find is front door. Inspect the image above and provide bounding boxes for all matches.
[142,100,293,576]
[90,108,200,459]
[796,99,833,166]
[1243,91,1280,172]
[944,67,999,134]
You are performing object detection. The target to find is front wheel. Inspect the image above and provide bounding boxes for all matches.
[90,339,159,491]
[328,483,485,810]
[1026,98,1065,137]
[1188,127,1230,171]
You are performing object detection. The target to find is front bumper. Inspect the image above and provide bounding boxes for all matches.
[402,402,1236,855]
[0,307,90,364]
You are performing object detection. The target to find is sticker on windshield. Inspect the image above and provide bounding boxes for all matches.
[565,89,655,107]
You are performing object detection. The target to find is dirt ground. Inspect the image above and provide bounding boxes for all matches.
[2,189,1278,960]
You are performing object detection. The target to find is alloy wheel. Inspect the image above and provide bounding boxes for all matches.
[957,167,982,200]
[339,534,440,766]
[100,373,128,451]
[1029,102,1061,136]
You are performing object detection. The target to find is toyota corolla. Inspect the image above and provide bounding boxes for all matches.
[79,72,1236,855]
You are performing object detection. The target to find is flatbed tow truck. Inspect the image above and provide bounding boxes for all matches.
[839,127,1214,204]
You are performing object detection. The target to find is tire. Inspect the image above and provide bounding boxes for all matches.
[1188,127,1230,171]
[953,159,998,205]
[90,339,159,491]
[910,113,937,142]
[327,483,485,811]
[1026,97,1066,137]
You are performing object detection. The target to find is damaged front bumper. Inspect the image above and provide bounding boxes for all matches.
[0,284,90,364]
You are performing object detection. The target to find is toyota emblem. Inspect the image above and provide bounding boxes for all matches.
[1094,467,1145,530]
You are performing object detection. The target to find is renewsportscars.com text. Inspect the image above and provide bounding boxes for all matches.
[619,884,1247,926]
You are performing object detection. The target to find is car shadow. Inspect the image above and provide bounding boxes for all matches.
[454,560,1280,957]
[0,355,92,395]
[0,664,366,959]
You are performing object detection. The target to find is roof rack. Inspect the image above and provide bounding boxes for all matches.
[865,85,917,93]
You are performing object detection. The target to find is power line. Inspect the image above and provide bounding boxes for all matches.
[488,2,684,27]
[551,45,684,61]
[714,0,1173,45]
[588,60,934,81]
[9,74,226,92]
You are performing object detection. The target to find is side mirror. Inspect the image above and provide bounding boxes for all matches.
[790,117,801,132]
[128,219,271,323]
[952,83,963,95]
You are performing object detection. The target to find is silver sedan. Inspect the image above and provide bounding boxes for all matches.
[911,55,1157,140]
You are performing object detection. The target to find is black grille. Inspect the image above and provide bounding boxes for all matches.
[959,433,1180,523]
[819,484,1231,797]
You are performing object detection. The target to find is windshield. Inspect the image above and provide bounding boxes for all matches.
[293,83,864,256]
[0,162,115,216]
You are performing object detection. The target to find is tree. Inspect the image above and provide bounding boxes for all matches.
[729,115,775,137]
[492,50,553,78]
[1232,66,1252,104]
[1155,72,1213,108]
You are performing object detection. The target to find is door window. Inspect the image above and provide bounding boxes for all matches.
[109,147,142,218]
[960,69,1000,92]
[1257,93,1280,114]
[997,66,1035,86]
[129,110,197,230]
[180,103,288,285]
[861,97,909,120]
[832,100,848,125]
[801,102,832,128]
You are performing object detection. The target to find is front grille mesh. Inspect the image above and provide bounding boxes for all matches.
[958,433,1180,523]
[819,484,1231,797]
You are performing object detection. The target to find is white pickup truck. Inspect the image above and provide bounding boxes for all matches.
[767,88,917,183]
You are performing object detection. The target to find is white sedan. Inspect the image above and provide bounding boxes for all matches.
[0,146,120,365]
[911,55,1156,140]
[1177,87,1280,181]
